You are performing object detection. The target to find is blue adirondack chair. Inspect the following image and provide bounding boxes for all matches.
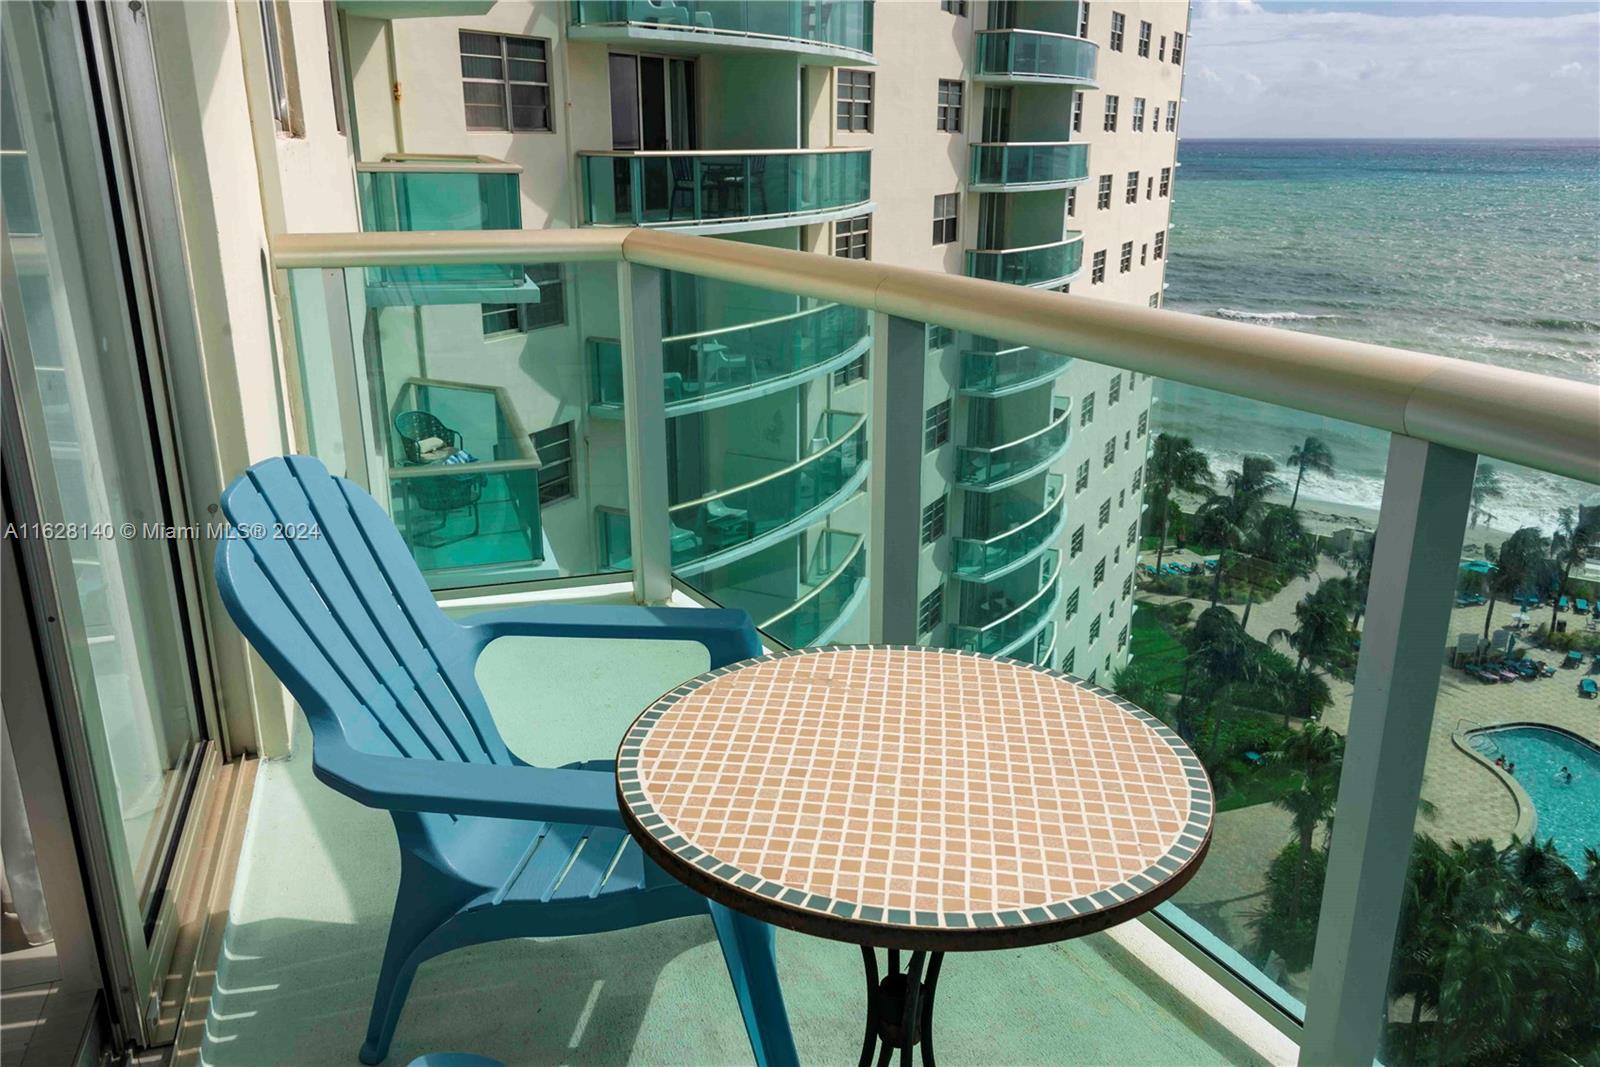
[213,456,797,1066]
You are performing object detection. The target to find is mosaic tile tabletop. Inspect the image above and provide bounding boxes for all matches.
[616,645,1212,949]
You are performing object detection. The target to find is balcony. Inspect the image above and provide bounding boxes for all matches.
[974,29,1098,86]
[568,0,874,64]
[955,395,1072,491]
[952,551,1061,657]
[758,530,867,647]
[952,474,1066,582]
[356,155,521,232]
[579,149,872,233]
[589,302,870,417]
[968,142,1090,192]
[598,411,868,576]
[965,235,1083,289]
[959,341,1073,397]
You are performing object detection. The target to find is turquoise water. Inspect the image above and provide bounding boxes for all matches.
[1476,726,1600,872]
[1161,140,1600,527]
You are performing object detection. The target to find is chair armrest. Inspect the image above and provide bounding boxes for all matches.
[459,603,764,671]
[313,746,629,829]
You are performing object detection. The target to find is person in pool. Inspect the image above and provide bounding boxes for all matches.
[1556,765,1573,785]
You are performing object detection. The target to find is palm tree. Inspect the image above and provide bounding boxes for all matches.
[1238,505,1317,629]
[1269,582,1352,723]
[1480,527,1545,658]
[1147,434,1215,575]
[1176,605,1257,739]
[1269,725,1343,926]
[1547,508,1598,633]
[1195,456,1285,606]
[1286,435,1336,512]
[1469,463,1505,529]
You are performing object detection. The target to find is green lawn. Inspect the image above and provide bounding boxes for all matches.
[1216,758,1302,813]
[1131,611,1187,692]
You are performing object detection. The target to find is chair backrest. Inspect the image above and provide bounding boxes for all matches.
[213,456,513,782]
[394,410,453,464]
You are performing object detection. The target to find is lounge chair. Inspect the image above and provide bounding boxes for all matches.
[1581,678,1598,698]
[1566,650,1584,668]
[1578,598,1591,614]
[1558,596,1570,612]
[213,456,797,1066]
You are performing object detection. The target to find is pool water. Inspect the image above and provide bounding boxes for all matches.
[1475,726,1600,872]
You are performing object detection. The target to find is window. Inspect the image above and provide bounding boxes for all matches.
[1077,2,1090,37]
[1108,374,1122,405]
[1062,647,1076,674]
[835,215,870,258]
[1120,241,1133,273]
[1122,573,1133,598]
[921,496,947,544]
[259,1,298,134]
[1089,613,1102,641]
[918,587,944,636]
[1146,176,1154,200]
[460,31,552,131]
[940,0,967,12]
[837,70,873,131]
[1094,557,1107,584]
[1127,521,1138,547]
[1125,171,1139,204]
[1137,410,1148,436]
[1132,97,1145,132]
[1066,187,1077,217]
[926,323,954,350]
[1149,293,1159,308]
[1166,101,1177,132]
[482,265,565,335]
[1091,250,1106,284]
[932,193,959,244]
[1138,20,1151,57]
[531,422,574,504]
[1080,391,1095,425]
[1117,624,1128,651]
[936,79,964,132]
[1152,105,1160,132]
[1172,31,1184,64]
[1103,94,1118,132]
[1154,231,1166,260]
[832,354,867,388]
[1118,489,1126,510]
[1109,11,1125,51]
[1124,430,1131,452]
[1140,243,1148,266]
[1070,526,1085,557]
[1159,34,1167,61]
[1097,174,1113,210]
[924,400,951,451]
[1159,167,1171,197]
[1065,587,1080,620]
[1075,460,1090,493]
[1103,439,1116,469]
[1098,500,1111,528]
[1131,464,1143,491]
[1071,94,1084,133]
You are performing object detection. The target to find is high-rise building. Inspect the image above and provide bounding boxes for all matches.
[330,0,1188,676]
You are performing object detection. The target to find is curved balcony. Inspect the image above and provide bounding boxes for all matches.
[569,1,874,64]
[590,303,870,417]
[969,142,1089,192]
[760,531,867,648]
[597,411,868,575]
[1032,621,1058,668]
[965,235,1083,289]
[953,552,1061,657]
[580,149,872,234]
[974,29,1098,86]
[956,396,1071,492]
[960,342,1073,397]
[952,475,1065,583]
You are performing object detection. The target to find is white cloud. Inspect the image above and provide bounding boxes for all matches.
[1181,6,1600,137]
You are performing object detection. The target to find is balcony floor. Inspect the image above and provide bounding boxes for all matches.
[203,631,1274,1066]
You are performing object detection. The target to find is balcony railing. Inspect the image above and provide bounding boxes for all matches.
[959,341,1073,396]
[598,411,868,576]
[969,142,1090,191]
[579,149,871,231]
[569,0,874,62]
[955,396,1072,491]
[356,155,521,232]
[965,235,1083,289]
[589,302,870,416]
[759,530,867,648]
[974,29,1098,86]
[952,552,1060,657]
[952,475,1065,582]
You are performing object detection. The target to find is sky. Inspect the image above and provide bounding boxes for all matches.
[1182,0,1600,138]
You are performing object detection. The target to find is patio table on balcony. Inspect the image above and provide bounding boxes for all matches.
[615,645,1213,1066]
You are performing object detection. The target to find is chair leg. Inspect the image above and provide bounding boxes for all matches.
[360,888,453,1065]
[707,902,799,1067]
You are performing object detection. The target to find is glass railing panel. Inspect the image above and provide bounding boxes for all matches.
[974,29,1098,83]
[589,300,871,414]
[760,530,867,648]
[969,142,1090,189]
[953,552,1060,655]
[959,340,1073,395]
[281,260,621,589]
[955,395,1072,489]
[953,475,1066,580]
[579,150,871,228]
[569,0,874,56]
[965,236,1083,288]
[356,160,521,232]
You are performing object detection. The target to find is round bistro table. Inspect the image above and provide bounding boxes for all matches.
[615,645,1213,1066]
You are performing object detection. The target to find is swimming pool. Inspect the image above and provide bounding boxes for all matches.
[1471,725,1600,872]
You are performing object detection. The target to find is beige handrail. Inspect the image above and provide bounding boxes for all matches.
[269,228,1600,484]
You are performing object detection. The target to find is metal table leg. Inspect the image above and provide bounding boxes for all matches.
[857,946,944,1067]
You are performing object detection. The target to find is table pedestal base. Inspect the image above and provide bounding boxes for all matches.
[858,947,944,1067]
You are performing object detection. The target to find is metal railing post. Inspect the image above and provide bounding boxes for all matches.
[1300,434,1476,1067]
[618,261,673,605]
[868,312,927,643]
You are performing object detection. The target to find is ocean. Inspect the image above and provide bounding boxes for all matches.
[1157,139,1600,532]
